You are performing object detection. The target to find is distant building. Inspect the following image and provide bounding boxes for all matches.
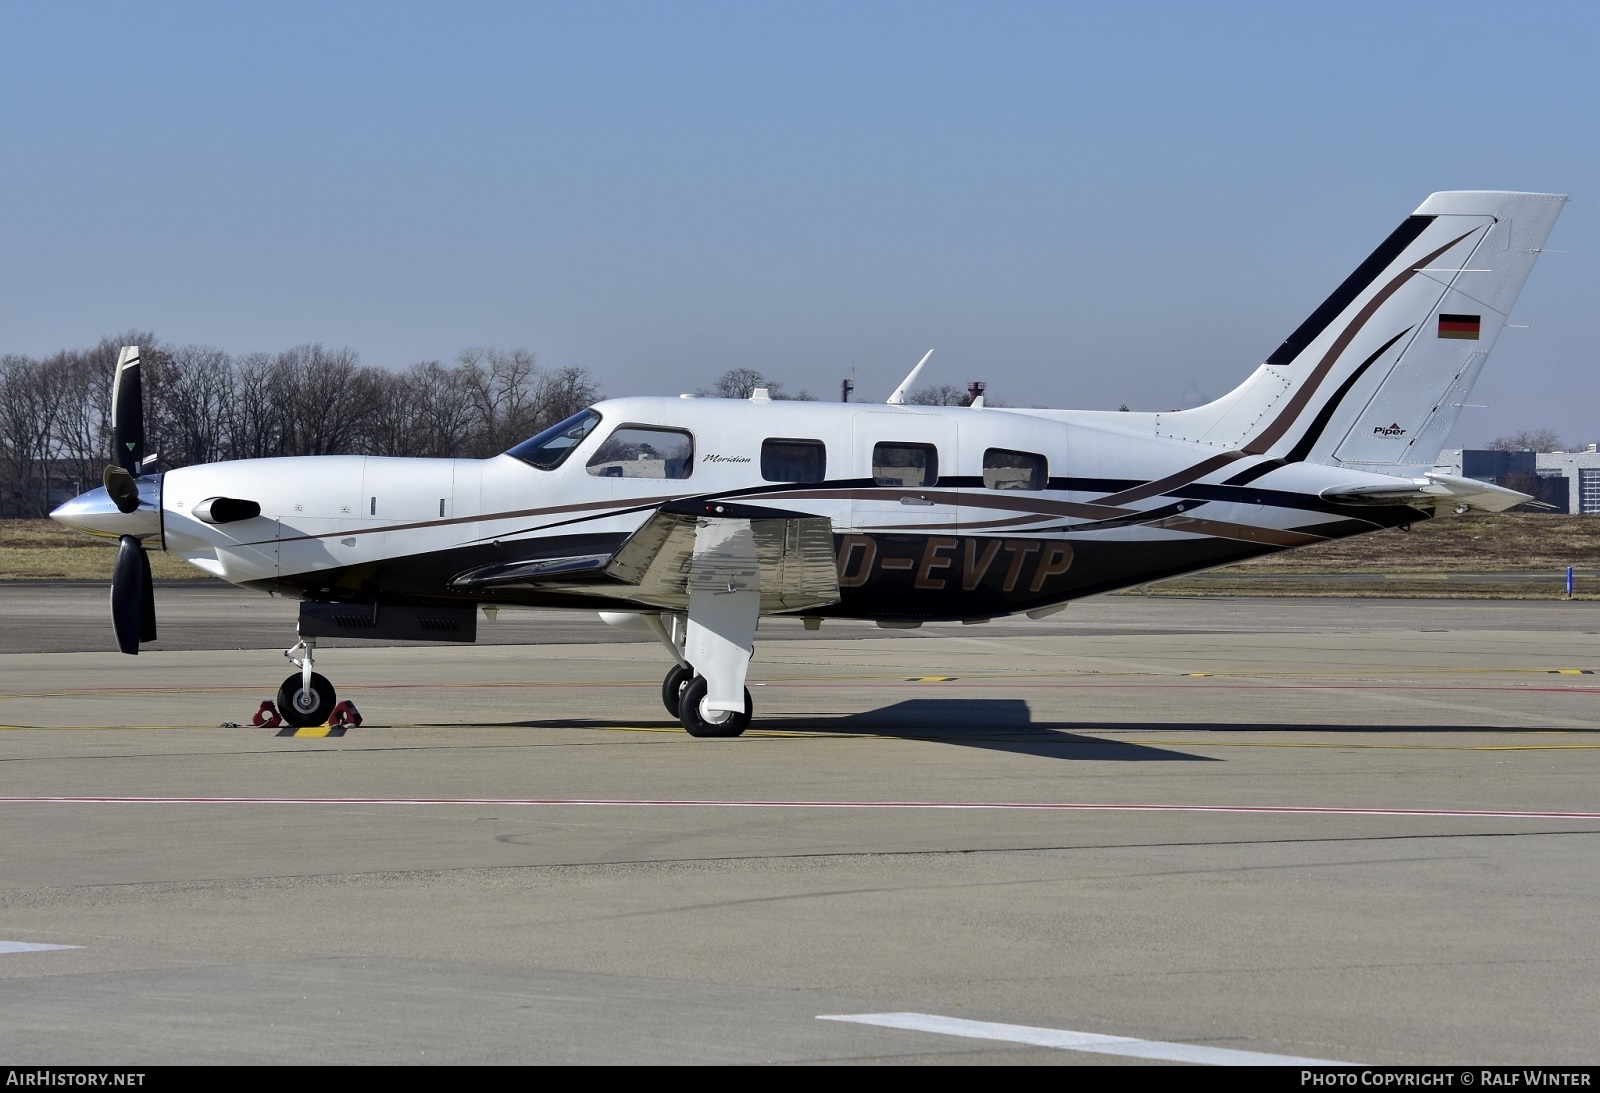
[1436,448,1600,513]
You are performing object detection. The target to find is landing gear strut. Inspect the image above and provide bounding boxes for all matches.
[643,516,763,737]
[279,638,338,728]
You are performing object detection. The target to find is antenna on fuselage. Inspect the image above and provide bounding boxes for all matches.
[885,349,933,405]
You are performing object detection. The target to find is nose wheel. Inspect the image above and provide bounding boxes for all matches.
[277,671,337,728]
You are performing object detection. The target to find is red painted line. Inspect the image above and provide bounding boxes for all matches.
[0,797,1596,820]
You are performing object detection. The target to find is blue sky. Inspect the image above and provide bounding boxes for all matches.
[3,1,1594,445]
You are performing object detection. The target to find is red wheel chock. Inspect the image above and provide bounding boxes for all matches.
[328,701,363,728]
[251,701,282,728]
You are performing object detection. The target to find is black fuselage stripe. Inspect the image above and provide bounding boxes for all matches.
[1265,215,1433,366]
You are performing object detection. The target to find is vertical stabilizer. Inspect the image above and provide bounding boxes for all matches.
[1154,192,1565,471]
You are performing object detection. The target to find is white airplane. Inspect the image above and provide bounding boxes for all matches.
[51,190,1566,734]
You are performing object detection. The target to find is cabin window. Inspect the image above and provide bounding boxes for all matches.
[983,448,1047,491]
[761,439,826,483]
[505,408,601,470]
[586,425,694,479]
[872,442,938,487]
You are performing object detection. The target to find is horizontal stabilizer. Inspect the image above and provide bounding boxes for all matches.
[1320,471,1531,513]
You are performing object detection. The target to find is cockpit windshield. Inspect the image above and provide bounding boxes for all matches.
[505,408,602,470]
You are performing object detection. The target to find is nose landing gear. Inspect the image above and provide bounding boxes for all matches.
[279,638,338,728]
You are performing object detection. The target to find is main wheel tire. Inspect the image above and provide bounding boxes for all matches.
[677,674,752,738]
[662,664,694,717]
[276,671,337,728]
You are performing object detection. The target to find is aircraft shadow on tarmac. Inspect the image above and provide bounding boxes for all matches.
[523,698,1218,762]
[507,698,1596,761]
[760,699,1219,762]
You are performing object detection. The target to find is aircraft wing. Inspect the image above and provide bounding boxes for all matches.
[451,501,841,613]
[1320,472,1533,513]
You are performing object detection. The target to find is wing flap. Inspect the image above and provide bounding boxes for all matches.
[451,505,841,612]
[607,509,839,611]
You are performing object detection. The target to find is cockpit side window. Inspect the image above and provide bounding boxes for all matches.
[505,408,602,470]
[761,438,826,483]
[586,425,695,479]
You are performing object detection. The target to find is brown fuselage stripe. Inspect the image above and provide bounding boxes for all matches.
[1151,516,1326,547]
[1090,451,1249,507]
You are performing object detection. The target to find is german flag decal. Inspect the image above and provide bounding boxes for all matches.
[1438,313,1481,340]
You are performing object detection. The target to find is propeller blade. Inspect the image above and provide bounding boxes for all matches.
[111,534,152,655]
[110,347,145,476]
[102,465,141,514]
[139,546,157,643]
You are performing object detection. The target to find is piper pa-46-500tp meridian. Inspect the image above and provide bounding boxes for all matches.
[52,190,1567,734]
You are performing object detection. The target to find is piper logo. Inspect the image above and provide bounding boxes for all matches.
[1372,422,1407,437]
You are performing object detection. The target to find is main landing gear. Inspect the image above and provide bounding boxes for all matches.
[660,664,752,737]
[644,517,762,738]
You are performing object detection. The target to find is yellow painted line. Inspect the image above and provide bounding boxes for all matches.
[5,666,1600,702]
[593,724,855,738]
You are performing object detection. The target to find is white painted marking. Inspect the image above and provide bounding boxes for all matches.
[819,1012,1352,1066]
[0,941,80,953]
[0,796,1596,820]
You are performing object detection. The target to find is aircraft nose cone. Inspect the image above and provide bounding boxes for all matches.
[50,478,163,542]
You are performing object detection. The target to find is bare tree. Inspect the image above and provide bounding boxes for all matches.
[458,347,541,456]
[144,345,235,469]
[224,352,287,459]
[268,345,379,456]
[0,336,602,503]
[908,384,970,406]
[43,349,107,504]
[400,360,479,458]
[1487,429,1563,452]
[701,368,814,401]
[527,364,601,432]
[0,355,52,516]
